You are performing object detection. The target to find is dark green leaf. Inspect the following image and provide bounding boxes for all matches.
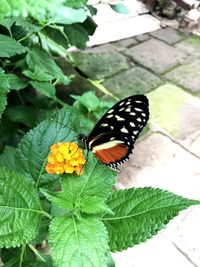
[31,81,56,100]
[64,24,89,49]
[7,73,28,90]
[26,48,70,84]
[49,216,109,267]
[0,69,9,119]
[0,146,16,169]
[0,34,28,58]
[103,187,200,252]
[4,105,37,127]
[0,166,42,247]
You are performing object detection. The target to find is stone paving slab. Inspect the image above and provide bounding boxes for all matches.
[148,84,200,145]
[73,49,129,79]
[149,27,186,44]
[88,15,160,46]
[111,38,138,51]
[124,38,189,74]
[165,59,200,93]
[117,133,200,199]
[163,206,200,267]
[175,35,200,59]
[102,67,163,98]
[112,232,195,267]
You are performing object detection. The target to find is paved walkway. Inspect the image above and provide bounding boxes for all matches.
[67,25,200,267]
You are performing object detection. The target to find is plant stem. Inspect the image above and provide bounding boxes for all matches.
[29,244,46,262]
[19,244,26,267]
[17,91,25,106]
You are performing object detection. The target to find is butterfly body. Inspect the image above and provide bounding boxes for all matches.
[79,95,149,170]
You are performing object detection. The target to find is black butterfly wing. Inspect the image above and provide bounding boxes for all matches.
[86,95,149,169]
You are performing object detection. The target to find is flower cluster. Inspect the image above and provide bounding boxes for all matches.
[46,142,86,176]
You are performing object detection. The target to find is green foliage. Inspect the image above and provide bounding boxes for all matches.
[49,217,109,267]
[0,1,199,266]
[0,166,42,247]
[103,187,200,251]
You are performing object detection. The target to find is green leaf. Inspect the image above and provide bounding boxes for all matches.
[7,74,28,90]
[31,81,56,100]
[26,48,70,84]
[64,24,89,49]
[110,3,129,14]
[50,7,87,25]
[103,187,200,252]
[49,216,109,267]
[0,34,28,58]
[23,69,55,82]
[4,105,37,127]
[0,17,16,31]
[65,0,87,8]
[71,91,100,112]
[0,146,16,169]
[16,106,79,186]
[61,153,116,210]
[106,253,115,267]
[0,69,10,119]
[80,195,113,214]
[40,188,74,212]
[0,166,42,248]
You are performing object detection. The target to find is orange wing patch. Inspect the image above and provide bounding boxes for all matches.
[93,144,129,164]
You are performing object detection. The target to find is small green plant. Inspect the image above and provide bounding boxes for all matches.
[0,1,199,267]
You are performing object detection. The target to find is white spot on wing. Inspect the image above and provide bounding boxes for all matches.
[137,118,142,122]
[110,126,114,130]
[92,140,123,152]
[110,137,115,140]
[115,115,125,121]
[119,101,125,106]
[119,107,125,112]
[141,112,146,117]
[135,100,142,103]
[134,107,142,112]
[107,109,114,114]
[125,108,131,112]
[130,112,136,116]
[121,127,129,133]
[101,123,109,127]
[107,114,113,118]
[130,122,135,127]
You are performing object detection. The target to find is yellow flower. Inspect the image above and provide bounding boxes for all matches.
[45,142,86,176]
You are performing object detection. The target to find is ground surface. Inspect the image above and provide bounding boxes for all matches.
[65,2,200,266]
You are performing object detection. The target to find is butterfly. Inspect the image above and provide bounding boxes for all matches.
[79,95,149,170]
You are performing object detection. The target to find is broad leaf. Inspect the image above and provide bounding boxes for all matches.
[49,216,109,267]
[0,17,16,31]
[16,106,79,187]
[64,24,89,49]
[50,7,87,25]
[0,166,42,247]
[0,146,16,169]
[7,74,28,91]
[0,34,28,58]
[103,187,200,251]
[65,0,87,8]
[26,48,70,85]
[4,105,37,127]
[61,153,116,211]
[23,69,55,82]
[0,69,9,119]
[31,81,56,100]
